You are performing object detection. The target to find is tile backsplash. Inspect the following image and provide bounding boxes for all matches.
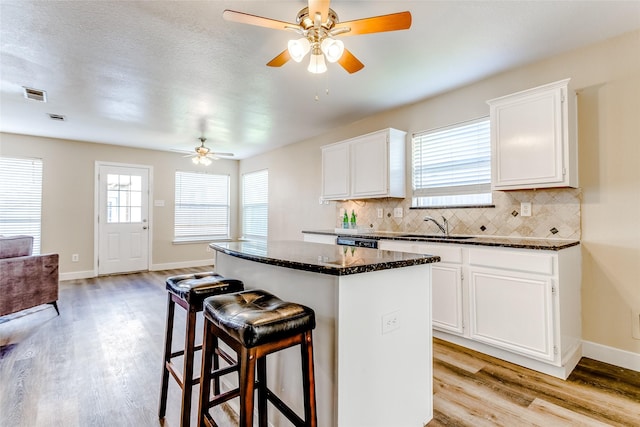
[336,188,581,240]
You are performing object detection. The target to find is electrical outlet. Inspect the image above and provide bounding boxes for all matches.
[377,208,383,218]
[71,254,79,262]
[382,311,400,334]
[521,202,532,217]
[339,208,345,217]
[393,208,403,218]
[632,310,640,340]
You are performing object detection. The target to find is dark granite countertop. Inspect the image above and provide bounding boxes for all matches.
[302,230,580,251]
[209,240,440,276]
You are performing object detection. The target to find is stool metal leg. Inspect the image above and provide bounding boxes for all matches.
[159,293,175,418]
[180,306,198,427]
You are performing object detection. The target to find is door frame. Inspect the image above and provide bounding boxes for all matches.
[94,161,154,276]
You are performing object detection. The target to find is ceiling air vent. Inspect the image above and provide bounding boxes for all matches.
[48,113,66,121]
[23,87,47,102]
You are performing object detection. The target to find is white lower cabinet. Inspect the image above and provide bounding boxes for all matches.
[432,264,464,334]
[379,239,582,379]
[468,267,555,361]
[378,240,464,335]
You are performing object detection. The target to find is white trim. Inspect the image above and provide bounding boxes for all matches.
[59,270,96,281]
[582,340,640,372]
[150,259,214,271]
[60,259,214,281]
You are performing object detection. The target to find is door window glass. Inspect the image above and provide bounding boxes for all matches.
[107,174,143,223]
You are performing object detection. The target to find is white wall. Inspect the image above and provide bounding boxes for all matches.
[0,134,239,276]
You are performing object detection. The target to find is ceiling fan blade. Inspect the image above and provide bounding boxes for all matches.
[267,49,291,67]
[333,11,412,36]
[308,0,330,22]
[222,10,294,31]
[338,48,364,74]
[211,152,234,157]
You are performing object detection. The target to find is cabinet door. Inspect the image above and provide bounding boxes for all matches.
[469,267,555,362]
[322,143,350,199]
[350,131,388,198]
[432,264,464,335]
[490,81,567,190]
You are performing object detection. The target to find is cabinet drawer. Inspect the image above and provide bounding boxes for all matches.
[379,240,462,263]
[469,248,554,275]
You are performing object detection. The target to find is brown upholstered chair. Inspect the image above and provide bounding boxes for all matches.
[0,235,59,317]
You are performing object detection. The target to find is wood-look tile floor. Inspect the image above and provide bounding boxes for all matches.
[1,269,639,426]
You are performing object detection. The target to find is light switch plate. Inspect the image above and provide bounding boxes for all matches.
[521,202,532,217]
[393,208,403,218]
[377,208,383,218]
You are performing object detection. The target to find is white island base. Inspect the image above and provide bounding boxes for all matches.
[213,250,433,427]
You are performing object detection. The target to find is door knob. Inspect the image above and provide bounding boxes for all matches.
[143,226,148,230]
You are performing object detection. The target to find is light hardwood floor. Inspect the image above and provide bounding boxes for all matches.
[1,269,639,426]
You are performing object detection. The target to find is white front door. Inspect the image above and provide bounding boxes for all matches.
[97,164,150,275]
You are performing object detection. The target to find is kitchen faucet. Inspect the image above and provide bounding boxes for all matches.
[424,216,449,236]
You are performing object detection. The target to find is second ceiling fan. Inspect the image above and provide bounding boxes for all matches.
[223,0,412,74]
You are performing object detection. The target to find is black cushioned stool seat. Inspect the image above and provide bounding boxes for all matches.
[198,289,317,427]
[159,272,244,427]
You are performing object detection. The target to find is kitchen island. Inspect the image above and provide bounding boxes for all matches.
[209,240,440,427]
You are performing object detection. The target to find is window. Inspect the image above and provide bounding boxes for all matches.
[0,157,43,254]
[107,173,142,223]
[412,118,491,207]
[242,169,268,241]
[174,171,229,242]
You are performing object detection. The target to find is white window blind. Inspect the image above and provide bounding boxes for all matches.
[412,118,492,207]
[174,171,229,242]
[0,157,43,254]
[242,169,268,241]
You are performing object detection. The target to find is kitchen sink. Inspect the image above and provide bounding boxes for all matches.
[398,234,474,240]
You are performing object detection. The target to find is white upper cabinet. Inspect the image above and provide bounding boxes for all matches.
[321,128,406,200]
[321,142,350,199]
[487,79,578,190]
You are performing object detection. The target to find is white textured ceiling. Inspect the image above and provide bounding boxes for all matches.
[1,1,639,159]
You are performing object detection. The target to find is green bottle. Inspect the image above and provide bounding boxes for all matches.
[350,210,357,228]
[343,211,349,229]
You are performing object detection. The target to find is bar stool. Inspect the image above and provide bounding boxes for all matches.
[159,272,244,427]
[198,289,317,427]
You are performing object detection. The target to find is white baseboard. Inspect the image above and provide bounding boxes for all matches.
[59,260,213,282]
[59,270,95,281]
[150,259,214,271]
[582,340,640,372]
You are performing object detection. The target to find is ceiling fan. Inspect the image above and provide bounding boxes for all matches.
[183,137,234,165]
[222,0,412,74]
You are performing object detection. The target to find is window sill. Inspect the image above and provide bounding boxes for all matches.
[172,238,232,245]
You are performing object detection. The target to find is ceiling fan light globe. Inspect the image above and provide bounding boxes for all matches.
[321,38,344,63]
[308,52,327,74]
[202,157,212,166]
[288,38,311,62]
[192,157,199,165]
